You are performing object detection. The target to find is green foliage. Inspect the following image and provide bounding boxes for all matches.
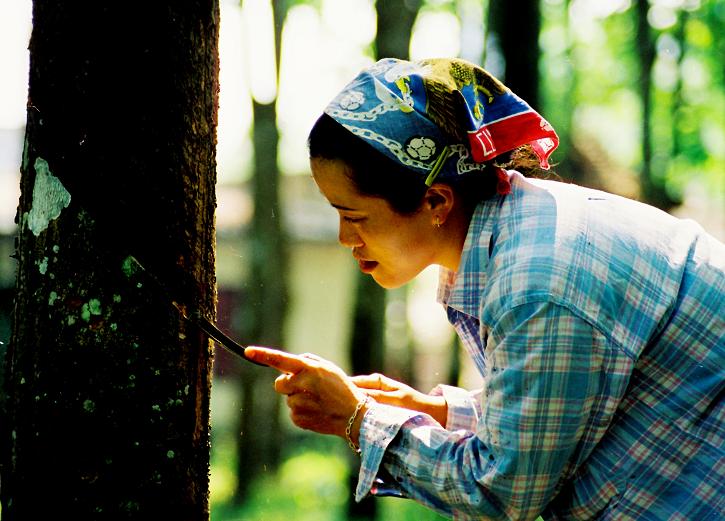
[210,441,452,521]
[540,1,723,204]
[651,6,725,197]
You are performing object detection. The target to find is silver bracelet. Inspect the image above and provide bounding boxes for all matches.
[345,396,369,454]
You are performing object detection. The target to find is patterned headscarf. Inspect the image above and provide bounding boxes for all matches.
[324,58,558,193]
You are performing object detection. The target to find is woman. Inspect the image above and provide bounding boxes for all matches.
[245,58,724,520]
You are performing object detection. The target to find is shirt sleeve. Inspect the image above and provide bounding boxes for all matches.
[429,384,483,432]
[355,300,613,520]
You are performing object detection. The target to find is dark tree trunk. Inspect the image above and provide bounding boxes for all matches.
[1,1,219,519]
[635,0,656,205]
[347,283,386,515]
[553,0,576,180]
[635,0,678,210]
[234,0,289,504]
[670,10,687,174]
[375,0,422,59]
[489,0,542,111]
[234,98,287,502]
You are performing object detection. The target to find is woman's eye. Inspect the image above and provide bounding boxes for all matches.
[343,216,365,223]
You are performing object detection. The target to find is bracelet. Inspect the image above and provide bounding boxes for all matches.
[345,396,369,454]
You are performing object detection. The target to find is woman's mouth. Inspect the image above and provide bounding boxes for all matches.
[357,259,378,274]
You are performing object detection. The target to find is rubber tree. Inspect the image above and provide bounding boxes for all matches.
[0,1,219,518]
[233,0,290,504]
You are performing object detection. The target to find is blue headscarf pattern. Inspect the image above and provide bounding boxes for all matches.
[324,58,558,187]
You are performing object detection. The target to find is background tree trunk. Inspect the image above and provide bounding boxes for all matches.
[634,0,678,210]
[374,0,422,60]
[234,0,289,504]
[1,1,219,519]
[234,101,288,501]
[489,0,542,111]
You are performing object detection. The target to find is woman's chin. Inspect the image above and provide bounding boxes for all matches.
[370,271,408,290]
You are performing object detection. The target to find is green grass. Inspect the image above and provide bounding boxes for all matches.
[210,444,447,521]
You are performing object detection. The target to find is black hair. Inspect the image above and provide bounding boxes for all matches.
[307,113,547,215]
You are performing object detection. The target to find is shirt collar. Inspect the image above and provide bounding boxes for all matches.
[436,194,501,318]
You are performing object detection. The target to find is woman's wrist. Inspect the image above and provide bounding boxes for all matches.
[345,396,371,453]
[422,395,448,428]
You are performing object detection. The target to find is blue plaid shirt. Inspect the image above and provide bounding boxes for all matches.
[356,171,725,520]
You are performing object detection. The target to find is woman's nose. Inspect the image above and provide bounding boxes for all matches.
[338,219,362,248]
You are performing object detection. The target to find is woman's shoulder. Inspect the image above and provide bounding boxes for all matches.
[481,174,717,351]
[489,175,590,282]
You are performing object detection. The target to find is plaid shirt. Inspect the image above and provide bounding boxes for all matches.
[356,171,725,520]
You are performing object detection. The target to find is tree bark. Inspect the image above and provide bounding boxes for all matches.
[1,1,219,519]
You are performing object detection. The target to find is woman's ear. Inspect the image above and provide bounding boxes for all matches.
[424,183,456,224]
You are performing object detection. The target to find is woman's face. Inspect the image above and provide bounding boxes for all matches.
[311,157,437,289]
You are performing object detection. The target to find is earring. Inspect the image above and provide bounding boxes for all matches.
[434,216,441,228]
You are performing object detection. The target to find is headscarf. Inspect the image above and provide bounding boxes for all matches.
[324,58,559,193]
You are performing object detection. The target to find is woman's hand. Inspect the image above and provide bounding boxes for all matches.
[351,373,448,428]
[244,346,370,445]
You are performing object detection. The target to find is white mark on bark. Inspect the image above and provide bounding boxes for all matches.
[26,157,71,236]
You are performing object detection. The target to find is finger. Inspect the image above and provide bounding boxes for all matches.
[350,373,384,389]
[286,392,315,409]
[360,388,403,401]
[350,373,398,391]
[359,389,387,400]
[274,373,295,395]
[245,346,307,373]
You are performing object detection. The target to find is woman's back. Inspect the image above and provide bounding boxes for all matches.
[478,172,724,519]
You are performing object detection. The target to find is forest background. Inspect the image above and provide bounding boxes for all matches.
[0,0,723,520]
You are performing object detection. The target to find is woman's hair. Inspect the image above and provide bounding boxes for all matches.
[308,113,548,215]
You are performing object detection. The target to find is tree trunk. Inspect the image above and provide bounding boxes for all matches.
[635,0,677,210]
[1,2,219,519]
[234,98,287,502]
[374,0,422,59]
[552,0,576,181]
[489,0,542,111]
[234,0,289,504]
[670,10,687,175]
[346,276,386,520]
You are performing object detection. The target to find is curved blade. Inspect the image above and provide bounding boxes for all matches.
[187,310,267,367]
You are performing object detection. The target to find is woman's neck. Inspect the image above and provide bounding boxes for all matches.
[437,203,475,272]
